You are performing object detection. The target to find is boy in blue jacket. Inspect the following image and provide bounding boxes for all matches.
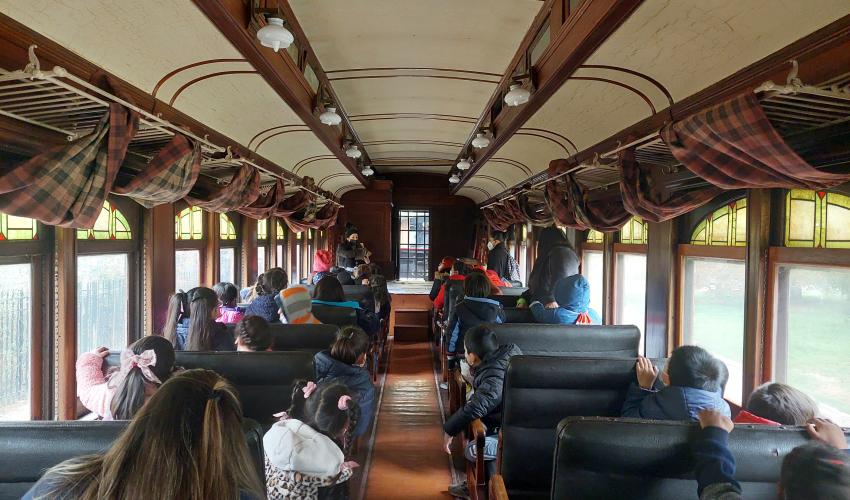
[621,345,730,421]
[529,274,601,325]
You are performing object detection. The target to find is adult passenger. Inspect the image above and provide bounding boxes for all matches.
[530,275,600,325]
[486,231,512,281]
[519,226,579,308]
[336,222,371,271]
[310,249,334,285]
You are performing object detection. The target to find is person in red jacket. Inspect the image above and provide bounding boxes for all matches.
[433,260,469,311]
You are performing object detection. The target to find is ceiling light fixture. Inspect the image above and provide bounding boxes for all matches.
[345,144,362,159]
[471,132,490,149]
[456,157,471,170]
[449,173,461,184]
[361,164,374,177]
[257,18,294,52]
[504,83,531,107]
[319,107,342,126]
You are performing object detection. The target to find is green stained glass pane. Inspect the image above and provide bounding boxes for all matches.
[277,221,285,240]
[734,201,747,247]
[691,221,708,245]
[219,214,236,240]
[621,219,633,243]
[710,212,730,245]
[620,216,647,245]
[2,213,38,240]
[825,192,850,249]
[175,206,204,240]
[690,198,747,247]
[257,219,268,240]
[586,229,604,244]
[785,190,817,247]
[76,201,131,240]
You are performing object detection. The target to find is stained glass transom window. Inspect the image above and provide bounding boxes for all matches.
[175,206,204,240]
[220,214,236,240]
[277,221,286,240]
[257,219,268,240]
[76,201,131,240]
[785,190,850,249]
[586,229,604,244]
[620,216,648,245]
[0,213,38,240]
[691,199,747,247]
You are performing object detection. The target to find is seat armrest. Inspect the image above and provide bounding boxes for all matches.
[470,418,486,486]
[489,474,509,500]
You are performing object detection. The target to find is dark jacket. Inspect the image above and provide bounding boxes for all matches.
[444,343,522,437]
[311,271,333,285]
[621,382,731,421]
[447,297,506,353]
[524,244,579,304]
[694,427,742,500]
[336,241,367,269]
[244,294,280,323]
[487,242,512,281]
[429,277,445,301]
[176,318,235,351]
[314,351,376,438]
[530,274,601,324]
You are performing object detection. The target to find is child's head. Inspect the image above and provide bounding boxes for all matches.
[213,282,239,308]
[186,287,221,351]
[464,271,491,299]
[234,315,272,352]
[162,291,190,343]
[746,383,818,426]
[664,345,728,392]
[464,325,498,367]
[330,326,370,366]
[313,275,345,302]
[111,335,176,420]
[437,256,456,273]
[261,268,288,295]
[451,260,469,276]
[779,442,850,499]
[288,380,360,442]
[353,264,371,280]
[313,250,333,274]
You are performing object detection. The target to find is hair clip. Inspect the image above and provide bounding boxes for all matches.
[338,395,352,410]
[302,381,318,398]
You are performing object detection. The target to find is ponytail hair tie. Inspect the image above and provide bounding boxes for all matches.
[208,389,223,401]
[302,381,318,399]
[338,395,352,410]
[119,349,161,385]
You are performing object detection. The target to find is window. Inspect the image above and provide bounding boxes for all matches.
[257,219,268,274]
[614,217,647,352]
[304,64,320,93]
[399,210,430,280]
[219,214,236,240]
[294,232,302,284]
[691,199,747,247]
[175,250,200,292]
[76,201,131,240]
[518,224,529,284]
[77,254,129,354]
[784,189,850,248]
[276,221,286,271]
[219,213,237,284]
[619,216,648,245]
[582,229,605,316]
[0,262,31,420]
[175,206,204,291]
[175,206,203,240]
[530,23,550,66]
[0,213,38,240]
[586,229,604,244]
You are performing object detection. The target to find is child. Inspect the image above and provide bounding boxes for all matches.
[246,268,288,323]
[369,274,392,323]
[694,409,850,500]
[25,369,264,500]
[280,285,322,324]
[312,276,378,336]
[430,256,456,300]
[214,282,244,324]
[443,325,521,499]
[433,260,469,311]
[314,326,376,438]
[530,274,601,325]
[234,315,273,352]
[164,287,234,351]
[734,382,818,426]
[621,346,730,421]
[446,272,506,358]
[76,335,176,420]
[311,249,334,285]
[264,380,360,499]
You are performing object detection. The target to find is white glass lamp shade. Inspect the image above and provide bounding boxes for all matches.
[345,145,362,159]
[319,107,342,126]
[449,173,460,184]
[361,165,374,177]
[504,84,531,107]
[456,158,471,170]
[257,18,294,52]
[472,133,490,149]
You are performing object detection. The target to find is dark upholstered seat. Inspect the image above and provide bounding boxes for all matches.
[489,323,640,357]
[312,305,358,327]
[225,322,338,353]
[553,417,850,500]
[500,356,638,500]
[503,307,535,323]
[302,284,373,304]
[498,287,527,296]
[0,419,265,500]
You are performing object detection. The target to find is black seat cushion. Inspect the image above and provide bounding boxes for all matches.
[553,417,850,500]
[498,287,527,296]
[0,419,265,500]
[106,351,314,428]
[489,323,640,357]
[225,323,338,353]
[312,305,358,327]
[503,307,535,323]
[490,295,520,307]
[302,284,373,304]
[501,356,638,500]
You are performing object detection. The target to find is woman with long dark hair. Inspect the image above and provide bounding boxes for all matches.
[164,287,234,351]
[520,226,579,308]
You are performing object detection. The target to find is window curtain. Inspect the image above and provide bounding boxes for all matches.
[546,159,632,231]
[279,177,338,232]
[618,148,722,223]
[0,103,138,228]
[518,191,554,226]
[238,179,284,220]
[661,92,850,190]
[483,198,525,232]
[184,164,260,212]
[112,134,201,208]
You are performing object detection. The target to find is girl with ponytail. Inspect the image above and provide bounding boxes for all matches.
[27,369,264,499]
[76,335,176,420]
[263,380,360,499]
[165,287,234,351]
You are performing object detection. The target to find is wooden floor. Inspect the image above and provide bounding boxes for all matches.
[362,341,453,499]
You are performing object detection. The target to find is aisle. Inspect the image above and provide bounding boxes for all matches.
[362,342,453,499]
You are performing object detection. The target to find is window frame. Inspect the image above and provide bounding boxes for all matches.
[174,205,206,292]
[612,217,648,332]
[219,212,240,286]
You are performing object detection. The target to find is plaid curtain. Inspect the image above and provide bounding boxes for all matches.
[618,148,721,223]
[0,103,138,228]
[184,164,260,212]
[483,198,525,232]
[113,134,201,208]
[662,92,850,190]
[546,159,632,231]
[518,191,553,226]
[279,177,340,231]
[238,179,284,220]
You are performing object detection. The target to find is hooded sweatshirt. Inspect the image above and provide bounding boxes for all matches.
[444,343,523,436]
[523,227,579,304]
[263,418,352,499]
[314,351,376,437]
[621,380,731,421]
[530,274,601,325]
[446,297,506,354]
[281,286,322,325]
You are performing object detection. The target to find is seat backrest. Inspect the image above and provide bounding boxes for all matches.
[490,323,640,357]
[504,307,535,323]
[106,351,314,428]
[553,417,850,500]
[498,286,527,296]
[490,294,520,307]
[0,419,266,500]
[443,280,465,319]
[225,323,338,353]
[501,356,637,500]
[312,305,358,327]
[301,284,373,304]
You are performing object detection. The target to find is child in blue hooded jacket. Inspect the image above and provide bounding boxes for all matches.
[622,345,730,421]
[529,274,601,325]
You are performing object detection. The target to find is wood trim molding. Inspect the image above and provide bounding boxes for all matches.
[54,227,76,420]
[743,189,771,401]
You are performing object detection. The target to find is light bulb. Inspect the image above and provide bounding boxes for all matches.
[449,173,460,184]
[504,83,531,107]
[472,133,490,149]
[257,18,294,53]
[319,107,342,126]
[456,158,471,170]
[345,144,362,159]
